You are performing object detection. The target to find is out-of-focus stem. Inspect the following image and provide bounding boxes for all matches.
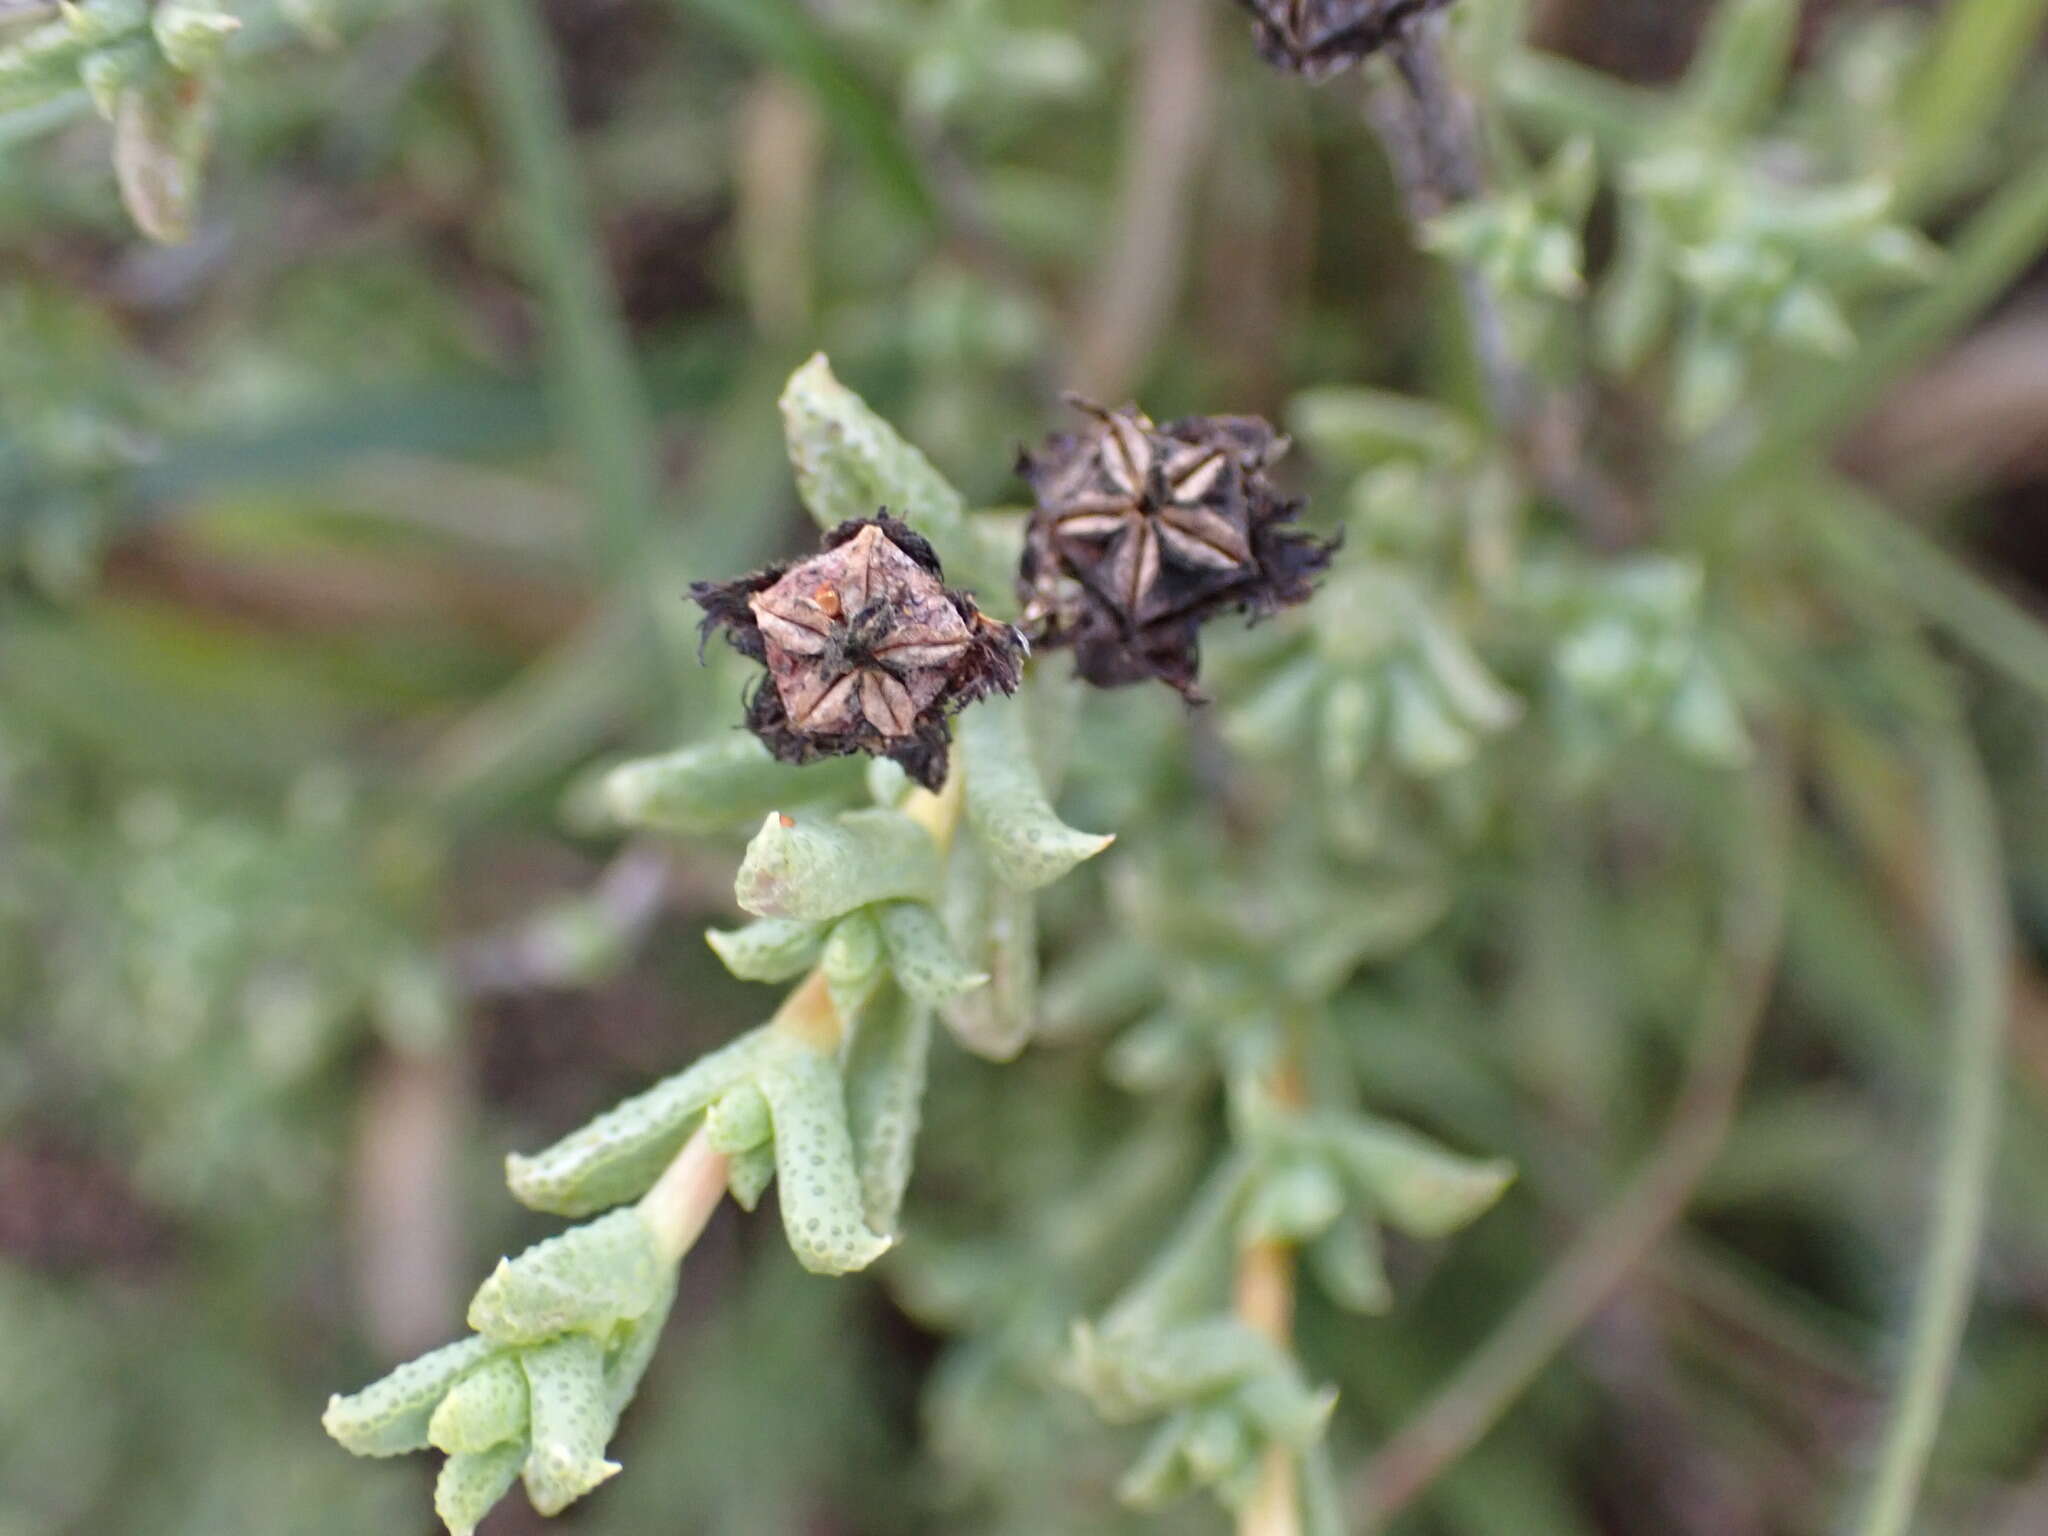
[348,1045,465,1357]
[1368,13,1634,547]
[472,0,663,583]
[1237,1053,1306,1536]
[637,1126,731,1266]
[1070,0,1215,400]
[1852,726,2008,1536]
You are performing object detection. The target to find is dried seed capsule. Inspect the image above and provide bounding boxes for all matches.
[1237,0,1455,79]
[691,516,1025,789]
[1017,400,1335,696]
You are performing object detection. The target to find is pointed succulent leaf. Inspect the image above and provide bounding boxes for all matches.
[506,1025,781,1215]
[77,36,151,118]
[1100,1159,1252,1341]
[1317,674,1379,788]
[757,1038,893,1274]
[843,983,933,1234]
[1319,1115,1514,1238]
[518,1334,621,1516]
[428,1354,529,1456]
[1681,0,1798,143]
[113,72,217,245]
[1239,1159,1346,1245]
[1118,1415,1199,1509]
[941,872,1038,1060]
[1183,1405,1256,1490]
[152,0,241,72]
[876,900,986,1003]
[1224,655,1323,756]
[435,1443,525,1536]
[703,1080,773,1155]
[1280,874,1451,999]
[322,1336,496,1457]
[601,1272,677,1415]
[1416,610,1521,733]
[705,915,831,982]
[957,695,1112,891]
[1307,1209,1392,1313]
[604,736,861,834]
[467,1209,668,1346]
[779,353,1005,593]
[724,1141,777,1210]
[735,808,942,921]
[1388,662,1476,775]
[1666,655,1751,766]
[1107,1009,1206,1092]
[822,908,886,1021]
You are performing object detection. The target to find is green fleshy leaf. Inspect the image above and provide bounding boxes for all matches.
[876,900,986,1004]
[428,1354,529,1456]
[1118,1415,1197,1509]
[1286,387,1477,470]
[1319,1116,1515,1238]
[725,1141,777,1210]
[322,1336,495,1458]
[704,1081,773,1155]
[843,983,933,1234]
[113,70,217,245]
[757,1037,893,1274]
[1387,662,1476,776]
[734,808,942,921]
[705,915,830,982]
[603,736,861,834]
[468,1210,668,1347]
[1666,655,1751,766]
[602,1273,677,1416]
[940,870,1038,1061]
[822,908,886,1022]
[957,695,1113,891]
[778,352,1004,592]
[506,1025,780,1215]
[1307,1210,1393,1314]
[152,0,241,72]
[1239,1160,1345,1246]
[519,1335,621,1516]
[435,1443,525,1536]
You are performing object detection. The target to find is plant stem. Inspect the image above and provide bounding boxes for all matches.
[1852,726,2008,1536]
[637,1127,732,1266]
[1352,752,1793,1528]
[1237,1052,1306,1536]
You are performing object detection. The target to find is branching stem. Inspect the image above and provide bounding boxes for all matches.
[638,1127,732,1267]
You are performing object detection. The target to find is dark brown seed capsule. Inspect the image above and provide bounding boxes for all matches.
[1237,0,1454,79]
[691,516,1025,789]
[1017,400,1336,697]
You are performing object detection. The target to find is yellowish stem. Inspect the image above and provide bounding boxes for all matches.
[1238,1054,1306,1536]
[637,1127,731,1266]
[1237,1238,1301,1536]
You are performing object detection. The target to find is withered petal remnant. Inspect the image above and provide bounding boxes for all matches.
[1018,399,1336,697]
[1237,0,1455,80]
[691,516,1025,789]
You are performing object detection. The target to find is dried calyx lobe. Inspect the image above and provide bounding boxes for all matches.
[1238,0,1453,79]
[692,516,1024,790]
[1018,400,1335,696]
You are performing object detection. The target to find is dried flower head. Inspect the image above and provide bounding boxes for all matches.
[1237,0,1454,79]
[692,517,1025,789]
[1018,400,1336,696]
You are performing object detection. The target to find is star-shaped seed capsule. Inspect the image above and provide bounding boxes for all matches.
[692,517,1025,789]
[1018,401,1335,696]
[1237,0,1454,79]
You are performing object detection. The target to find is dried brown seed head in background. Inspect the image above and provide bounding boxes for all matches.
[1238,0,1454,79]
[1018,400,1336,697]
[691,516,1025,789]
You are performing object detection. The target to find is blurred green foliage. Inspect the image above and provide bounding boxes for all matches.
[6,0,2048,1534]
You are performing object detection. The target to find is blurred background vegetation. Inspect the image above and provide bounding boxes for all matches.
[6,0,2048,1532]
